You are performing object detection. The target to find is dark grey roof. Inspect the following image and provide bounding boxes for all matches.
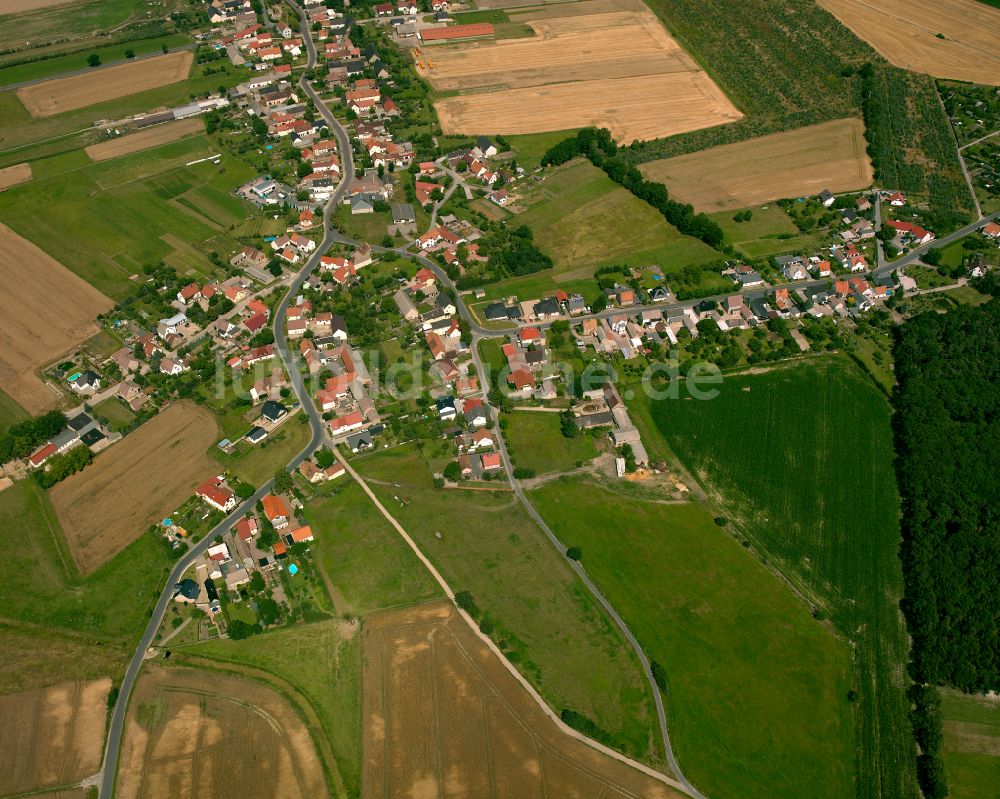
[392,202,415,222]
[484,302,509,321]
[245,425,267,443]
[347,431,373,450]
[67,413,93,431]
[533,297,559,316]
[261,400,287,422]
[174,579,200,600]
[575,411,614,429]
[436,396,456,411]
[81,428,105,447]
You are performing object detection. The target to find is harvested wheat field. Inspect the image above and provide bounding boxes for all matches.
[363,601,684,799]
[86,118,204,162]
[0,223,113,413]
[16,51,193,117]
[117,665,328,799]
[0,0,76,11]
[819,0,1000,85]
[0,162,31,189]
[0,678,111,796]
[427,0,740,142]
[49,402,219,575]
[640,118,874,212]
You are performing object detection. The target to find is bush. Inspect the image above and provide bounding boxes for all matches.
[566,546,582,561]
[650,660,669,693]
[512,466,536,479]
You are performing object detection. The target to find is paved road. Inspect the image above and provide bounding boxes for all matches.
[0,44,197,91]
[95,7,347,796]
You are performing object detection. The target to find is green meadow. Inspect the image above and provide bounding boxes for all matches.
[0,134,257,298]
[641,357,917,798]
[531,478,855,799]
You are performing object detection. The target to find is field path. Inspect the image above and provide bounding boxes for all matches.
[330,445,694,794]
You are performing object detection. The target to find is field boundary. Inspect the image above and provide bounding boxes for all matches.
[334,449,690,792]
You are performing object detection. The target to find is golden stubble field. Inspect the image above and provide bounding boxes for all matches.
[116,665,328,799]
[428,0,741,143]
[639,118,874,212]
[0,678,111,796]
[363,602,684,798]
[16,50,194,117]
[49,402,220,575]
[0,223,113,413]
[0,161,32,189]
[818,0,1000,85]
[85,117,205,161]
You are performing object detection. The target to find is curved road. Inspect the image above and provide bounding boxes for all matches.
[96,6,350,797]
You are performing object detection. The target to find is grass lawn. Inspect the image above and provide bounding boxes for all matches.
[531,478,855,799]
[518,159,720,277]
[83,327,125,358]
[186,619,362,798]
[0,480,170,685]
[215,414,312,486]
[333,204,391,243]
[0,133,257,298]
[302,481,442,616]
[92,396,137,432]
[910,266,954,290]
[939,688,1000,799]
[507,130,579,169]
[0,387,28,434]
[352,445,662,766]
[709,204,826,258]
[0,33,191,88]
[503,411,599,474]
[640,357,916,798]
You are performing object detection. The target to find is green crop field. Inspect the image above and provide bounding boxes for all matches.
[0,480,169,686]
[639,357,916,799]
[503,411,599,475]
[302,481,442,616]
[185,619,362,798]
[518,159,721,278]
[0,134,257,298]
[530,478,855,799]
[0,34,191,88]
[939,688,1000,798]
[0,0,168,53]
[352,445,662,766]
[0,387,28,434]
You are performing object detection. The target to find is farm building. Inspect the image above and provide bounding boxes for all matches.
[418,23,494,43]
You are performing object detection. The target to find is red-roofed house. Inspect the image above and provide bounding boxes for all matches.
[196,476,237,513]
[262,494,290,529]
[480,452,502,471]
[289,525,314,543]
[330,411,365,435]
[28,442,57,468]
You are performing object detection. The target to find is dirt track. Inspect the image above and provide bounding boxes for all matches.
[428,0,740,143]
[16,51,194,117]
[818,0,1000,85]
[116,665,328,799]
[363,602,684,798]
[0,678,111,796]
[639,118,874,212]
[0,223,112,413]
[86,118,204,161]
[0,162,32,189]
[49,402,220,575]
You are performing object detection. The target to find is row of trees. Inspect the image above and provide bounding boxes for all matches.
[541,128,725,249]
[32,445,92,489]
[0,410,66,462]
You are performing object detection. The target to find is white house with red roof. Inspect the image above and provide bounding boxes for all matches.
[196,476,237,513]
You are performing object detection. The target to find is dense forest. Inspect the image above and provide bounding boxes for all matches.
[893,299,1000,691]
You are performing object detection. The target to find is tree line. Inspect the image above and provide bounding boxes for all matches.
[893,297,1000,798]
[541,128,725,249]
